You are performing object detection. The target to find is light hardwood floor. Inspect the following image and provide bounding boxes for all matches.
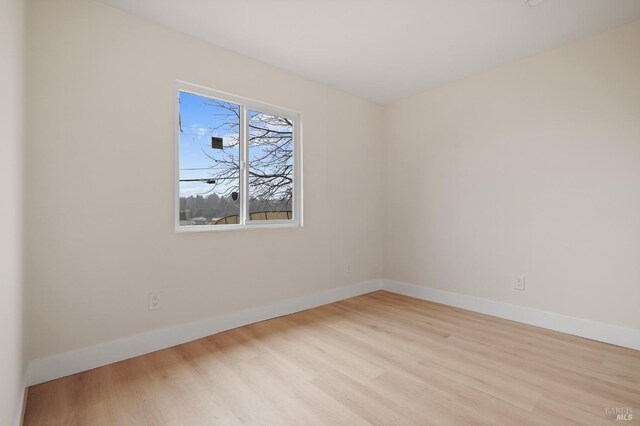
[24,291,640,425]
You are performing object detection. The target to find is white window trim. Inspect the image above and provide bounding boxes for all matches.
[175,81,303,233]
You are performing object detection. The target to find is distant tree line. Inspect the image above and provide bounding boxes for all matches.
[180,194,291,220]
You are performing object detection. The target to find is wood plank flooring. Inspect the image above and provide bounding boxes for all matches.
[24,291,640,425]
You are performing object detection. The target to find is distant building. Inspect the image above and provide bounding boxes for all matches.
[191,217,208,225]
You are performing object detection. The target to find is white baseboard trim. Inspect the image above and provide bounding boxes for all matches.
[382,279,640,351]
[26,278,638,387]
[26,279,383,386]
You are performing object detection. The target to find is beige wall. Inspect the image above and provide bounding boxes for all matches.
[24,0,640,366]
[0,0,25,423]
[383,21,640,329]
[25,0,383,359]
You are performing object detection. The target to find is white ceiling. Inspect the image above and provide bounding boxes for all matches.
[97,0,640,104]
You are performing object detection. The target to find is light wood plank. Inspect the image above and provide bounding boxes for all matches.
[24,291,640,425]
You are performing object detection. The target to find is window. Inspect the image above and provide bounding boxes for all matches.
[176,82,302,231]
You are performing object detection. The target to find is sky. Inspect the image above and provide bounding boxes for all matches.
[179,90,294,204]
[179,91,239,198]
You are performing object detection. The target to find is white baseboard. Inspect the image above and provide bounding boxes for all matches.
[26,279,383,386]
[382,279,640,351]
[25,277,638,387]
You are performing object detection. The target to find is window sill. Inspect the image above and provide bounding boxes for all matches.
[175,221,302,233]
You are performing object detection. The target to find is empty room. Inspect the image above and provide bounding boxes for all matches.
[2,0,640,424]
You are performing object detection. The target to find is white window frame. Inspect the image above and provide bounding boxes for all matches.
[175,81,303,232]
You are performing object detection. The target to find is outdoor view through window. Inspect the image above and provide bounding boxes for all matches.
[178,89,296,228]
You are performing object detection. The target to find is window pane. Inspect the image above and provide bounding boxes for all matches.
[179,91,240,226]
[248,110,294,221]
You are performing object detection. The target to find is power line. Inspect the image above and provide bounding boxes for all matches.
[179,178,216,184]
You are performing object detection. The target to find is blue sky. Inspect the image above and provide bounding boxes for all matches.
[179,91,294,202]
[179,91,239,197]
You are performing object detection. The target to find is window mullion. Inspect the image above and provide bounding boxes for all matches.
[240,105,248,225]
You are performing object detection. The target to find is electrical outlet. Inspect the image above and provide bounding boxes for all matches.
[514,276,525,291]
[149,293,160,310]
